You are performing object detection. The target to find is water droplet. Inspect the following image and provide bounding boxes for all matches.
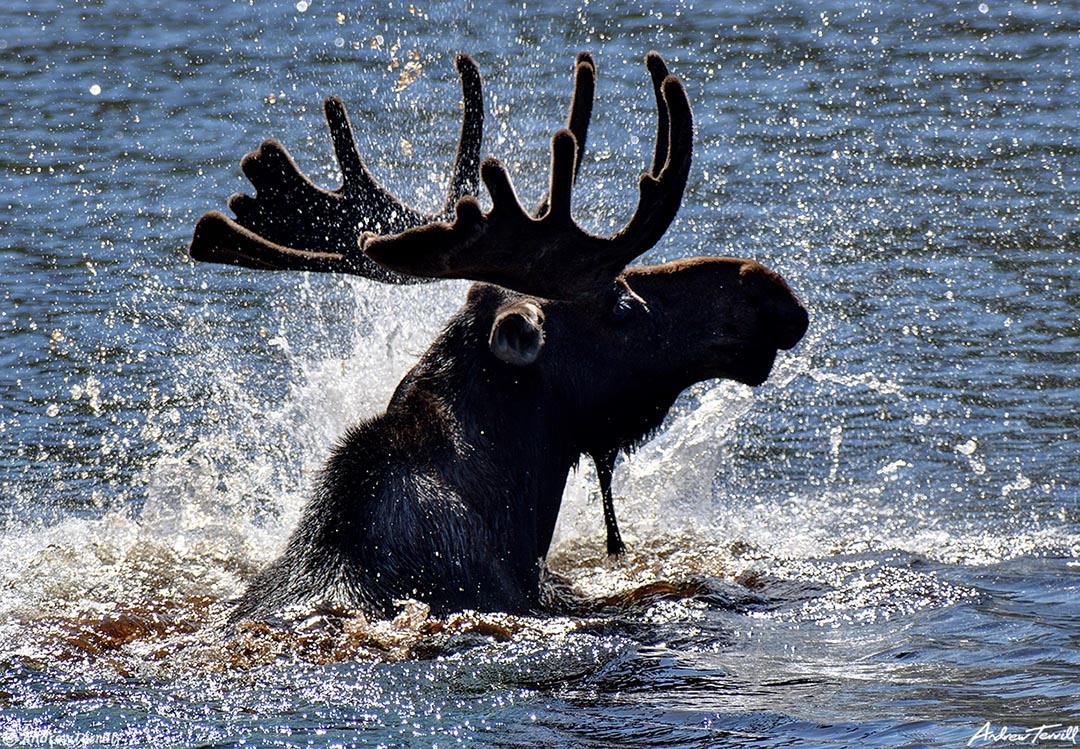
[955,439,977,457]
[393,59,423,92]
[88,84,101,96]
[295,0,309,12]
[978,2,989,12]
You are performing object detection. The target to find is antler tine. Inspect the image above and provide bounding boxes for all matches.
[567,51,596,183]
[189,55,484,279]
[190,210,357,273]
[545,129,578,225]
[606,54,693,265]
[442,54,484,216]
[535,52,596,218]
[322,96,407,221]
[646,51,671,177]
[362,52,692,301]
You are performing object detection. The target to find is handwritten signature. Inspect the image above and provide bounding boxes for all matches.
[969,722,1079,746]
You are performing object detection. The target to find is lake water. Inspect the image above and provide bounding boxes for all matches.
[1,0,1077,746]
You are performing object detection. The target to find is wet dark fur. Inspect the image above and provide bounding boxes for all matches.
[234,287,676,620]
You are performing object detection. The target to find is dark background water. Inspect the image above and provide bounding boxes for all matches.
[1,0,1077,747]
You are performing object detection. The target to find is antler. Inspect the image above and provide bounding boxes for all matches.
[534,51,596,219]
[189,54,484,282]
[361,52,692,300]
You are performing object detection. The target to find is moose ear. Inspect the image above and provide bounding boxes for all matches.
[489,301,545,366]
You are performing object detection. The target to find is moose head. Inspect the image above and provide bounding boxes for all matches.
[190,53,807,619]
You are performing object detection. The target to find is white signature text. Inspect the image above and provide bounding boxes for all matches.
[969,723,1079,747]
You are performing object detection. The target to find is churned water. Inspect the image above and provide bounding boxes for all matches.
[1,0,1077,747]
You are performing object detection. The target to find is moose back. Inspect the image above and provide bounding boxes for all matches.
[189,52,808,621]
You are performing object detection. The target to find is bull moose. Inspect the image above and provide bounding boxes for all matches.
[189,52,808,621]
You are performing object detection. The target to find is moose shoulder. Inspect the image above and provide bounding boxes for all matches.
[189,53,808,621]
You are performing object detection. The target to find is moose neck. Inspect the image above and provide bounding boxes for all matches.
[387,308,585,565]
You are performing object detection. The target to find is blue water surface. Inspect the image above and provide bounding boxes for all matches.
[1,0,1077,747]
